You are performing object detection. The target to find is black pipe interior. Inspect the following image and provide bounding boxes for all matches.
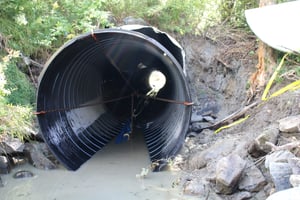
[37,28,191,170]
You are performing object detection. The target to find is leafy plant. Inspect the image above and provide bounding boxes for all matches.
[4,59,35,105]
[0,50,35,141]
[219,0,258,28]
[0,0,113,56]
[148,0,201,34]
[0,102,34,141]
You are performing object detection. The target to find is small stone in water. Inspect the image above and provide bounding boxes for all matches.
[0,156,11,174]
[13,170,35,179]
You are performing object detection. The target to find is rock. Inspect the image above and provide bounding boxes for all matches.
[197,104,219,117]
[0,136,24,154]
[248,125,279,157]
[215,154,246,194]
[24,143,57,170]
[205,192,223,200]
[264,182,275,196]
[196,122,214,130]
[191,112,203,122]
[269,162,292,191]
[198,128,217,144]
[10,156,27,166]
[13,170,35,179]
[123,16,148,26]
[188,150,207,170]
[264,150,295,192]
[232,139,250,158]
[188,138,237,170]
[266,187,300,200]
[181,167,220,198]
[0,155,11,174]
[190,122,202,132]
[28,130,44,142]
[288,157,300,174]
[183,179,210,196]
[239,164,267,192]
[202,115,215,123]
[265,150,295,169]
[186,132,198,138]
[290,174,300,187]
[253,189,268,200]
[231,191,252,200]
[278,115,300,133]
[182,178,223,200]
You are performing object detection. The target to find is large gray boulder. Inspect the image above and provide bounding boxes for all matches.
[215,154,246,194]
[278,115,300,133]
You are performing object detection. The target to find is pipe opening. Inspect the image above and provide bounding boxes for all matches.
[37,27,191,171]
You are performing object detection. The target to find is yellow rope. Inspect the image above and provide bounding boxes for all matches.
[215,54,300,134]
[215,115,250,134]
[261,53,289,101]
[269,79,300,99]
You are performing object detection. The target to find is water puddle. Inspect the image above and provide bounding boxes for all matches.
[1,133,198,200]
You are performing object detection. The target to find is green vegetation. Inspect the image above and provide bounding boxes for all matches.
[220,0,258,28]
[0,0,258,56]
[0,51,34,141]
[4,58,35,105]
[0,0,113,56]
[0,102,34,141]
[275,54,300,84]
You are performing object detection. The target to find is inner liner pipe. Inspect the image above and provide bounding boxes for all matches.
[36,25,192,171]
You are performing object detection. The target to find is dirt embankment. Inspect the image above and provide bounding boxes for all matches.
[173,26,300,199]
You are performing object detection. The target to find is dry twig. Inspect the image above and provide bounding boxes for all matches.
[265,141,300,152]
[205,101,259,130]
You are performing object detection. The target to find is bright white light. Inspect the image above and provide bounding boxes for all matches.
[148,70,166,92]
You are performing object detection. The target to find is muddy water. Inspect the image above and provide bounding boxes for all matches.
[1,133,198,200]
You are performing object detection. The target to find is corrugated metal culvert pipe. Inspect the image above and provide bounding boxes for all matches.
[36,25,192,171]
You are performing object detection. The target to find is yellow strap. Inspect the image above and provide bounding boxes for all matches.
[262,53,289,101]
[215,115,250,134]
[270,79,300,98]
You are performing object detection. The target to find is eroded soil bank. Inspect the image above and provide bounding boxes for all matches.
[175,27,300,199]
